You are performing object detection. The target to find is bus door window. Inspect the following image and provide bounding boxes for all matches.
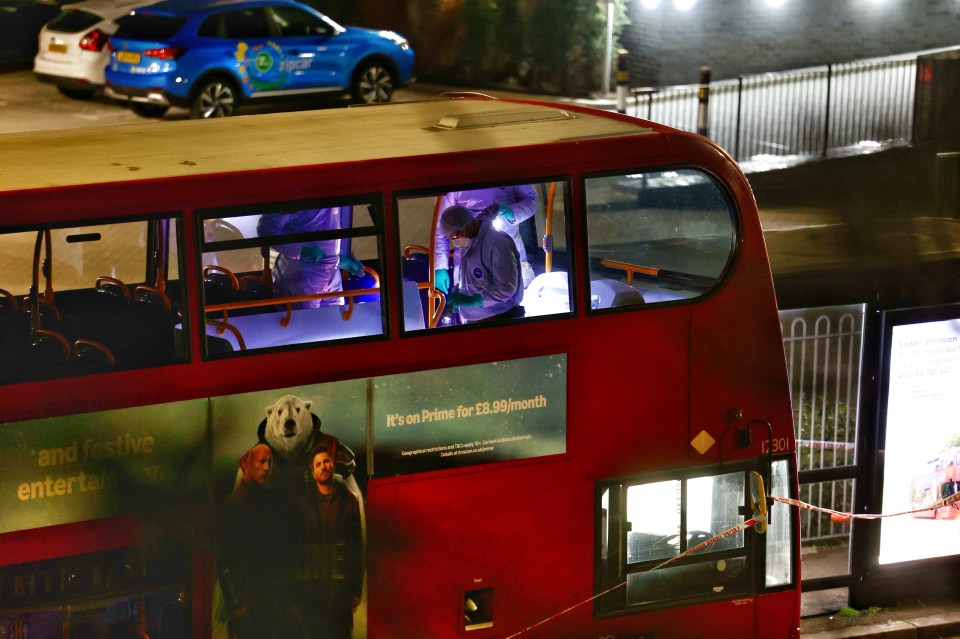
[198,197,385,355]
[0,217,185,385]
[583,169,736,311]
[598,467,757,613]
[395,179,572,332]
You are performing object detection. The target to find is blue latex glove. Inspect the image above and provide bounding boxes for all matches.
[497,203,515,222]
[299,245,325,262]
[338,253,363,276]
[434,268,451,294]
[447,291,483,309]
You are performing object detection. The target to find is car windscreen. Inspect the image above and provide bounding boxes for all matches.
[46,8,102,33]
[114,13,186,39]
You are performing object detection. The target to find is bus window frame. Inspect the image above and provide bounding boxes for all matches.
[595,456,792,618]
[393,175,577,337]
[194,194,389,359]
[0,210,191,381]
[580,164,742,317]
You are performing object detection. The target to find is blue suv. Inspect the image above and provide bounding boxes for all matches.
[104,0,415,118]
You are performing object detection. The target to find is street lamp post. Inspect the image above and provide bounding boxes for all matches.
[603,0,614,95]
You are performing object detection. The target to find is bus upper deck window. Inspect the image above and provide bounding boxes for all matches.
[584,169,736,311]
[0,217,186,385]
[396,180,572,332]
[198,198,385,356]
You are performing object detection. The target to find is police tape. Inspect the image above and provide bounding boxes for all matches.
[772,489,960,521]
[649,514,766,571]
[499,515,767,639]
[500,491,960,638]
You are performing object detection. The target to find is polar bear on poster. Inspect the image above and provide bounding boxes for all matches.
[256,394,361,501]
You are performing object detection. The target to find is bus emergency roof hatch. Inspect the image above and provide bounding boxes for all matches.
[433,108,575,130]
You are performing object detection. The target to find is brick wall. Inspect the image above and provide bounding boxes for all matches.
[625,0,960,87]
[317,0,960,94]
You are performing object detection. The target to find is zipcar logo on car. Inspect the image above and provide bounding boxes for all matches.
[254,50,273,73]
[279,58,311,72]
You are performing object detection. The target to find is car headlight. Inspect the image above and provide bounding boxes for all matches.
[379,30,410,51]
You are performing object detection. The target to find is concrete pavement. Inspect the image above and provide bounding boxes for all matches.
[800,588,960,638]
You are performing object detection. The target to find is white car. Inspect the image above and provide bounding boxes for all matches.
[33,0,154,99]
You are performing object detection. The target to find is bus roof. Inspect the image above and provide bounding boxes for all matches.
[0,98,655,194]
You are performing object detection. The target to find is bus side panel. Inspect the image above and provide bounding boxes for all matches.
[688,278,793,461]
[570,307,692,481]
[591,599,756,639]
[367,460,591,638]
[756,590,802,638]
[0,518,144,568]
[687,179,794,465]
[366,309,692,638]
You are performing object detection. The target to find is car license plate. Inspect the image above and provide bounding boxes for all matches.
[48,43,68,54]
[117,50,141,64]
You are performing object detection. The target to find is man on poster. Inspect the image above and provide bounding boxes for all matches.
[297,443,364,639]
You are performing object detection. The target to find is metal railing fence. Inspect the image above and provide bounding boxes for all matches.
[779,304,865,543]
[633,52,922,165]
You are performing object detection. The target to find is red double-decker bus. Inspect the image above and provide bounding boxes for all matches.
[0,96,798,638]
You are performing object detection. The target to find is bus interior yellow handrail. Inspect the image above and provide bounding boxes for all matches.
[30,229,58,332]
[72,339,116,366]
[205,266,381,326]
[544,182,557,273]
[96,276,132,301]
[34,328,70,358]
[426,196,445,328]
[599,258,660,284]
[203,264,240,294]
[205,319,247,351]
[749,471,768,534]
[403,244,429,258]
[134,285,172,311]
[0,288,20,314]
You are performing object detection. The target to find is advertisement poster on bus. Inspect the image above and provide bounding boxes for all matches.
[879,315,960,565]
[209,353,567,638]
[0,400,208,536]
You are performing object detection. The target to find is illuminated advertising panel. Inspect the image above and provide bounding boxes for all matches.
[879,308,960,564]
[372,354,567,476]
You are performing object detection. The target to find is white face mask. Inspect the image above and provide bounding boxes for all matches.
[451,237,471,249]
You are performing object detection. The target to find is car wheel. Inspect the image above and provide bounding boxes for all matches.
[57,86,96,100]
[191,78,239,118]
[131,103,170,118]
[351,62,394,104]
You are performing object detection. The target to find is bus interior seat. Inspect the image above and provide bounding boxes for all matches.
[342,266,380,304]
[173,326,234,357]
[204,270,241,305]
[590,278,645,309]
[0,301,70,383]
[48,281,179,368]
[402,250,430,282]
[203,264,274,319]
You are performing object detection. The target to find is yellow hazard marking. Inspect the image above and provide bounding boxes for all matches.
[691,429,716,454]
